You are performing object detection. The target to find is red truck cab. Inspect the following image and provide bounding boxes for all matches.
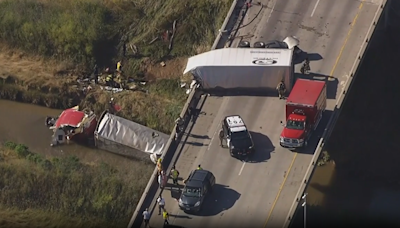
[280,79,327,148]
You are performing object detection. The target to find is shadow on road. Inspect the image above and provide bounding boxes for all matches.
[186,134,210,139]
[195,184,240,216]
[185,141,208,147]
[294,52,323,64]
[247,131,274,163]
[307,53,324,61]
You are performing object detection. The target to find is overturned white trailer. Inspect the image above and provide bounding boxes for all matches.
[183,48,295,92]
[94,111,169,161]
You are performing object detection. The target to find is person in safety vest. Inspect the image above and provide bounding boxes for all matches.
[197,164,203,170]
[157,158,163,174]
[276,80,286,99]
[162,209,169,225]
[300,57,310,74]
[170,166,180,185]
[116,61,122,72]
[105,68,114,87]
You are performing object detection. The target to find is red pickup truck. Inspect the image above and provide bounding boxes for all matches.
[280,79,327,149]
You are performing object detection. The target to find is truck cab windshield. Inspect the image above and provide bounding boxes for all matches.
[286,120,305,130]
[183,187,201,197]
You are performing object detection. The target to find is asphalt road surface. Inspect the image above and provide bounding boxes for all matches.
[148,0,381,227]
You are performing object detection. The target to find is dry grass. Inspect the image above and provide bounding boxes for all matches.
[0,141,154,228]
[0,206,108,228]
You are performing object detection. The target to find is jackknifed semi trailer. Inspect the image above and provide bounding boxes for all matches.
[183,48,295,93]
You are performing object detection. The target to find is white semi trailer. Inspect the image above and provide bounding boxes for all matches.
[183,48,295,93]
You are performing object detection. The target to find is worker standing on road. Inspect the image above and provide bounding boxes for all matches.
[157,195,166,215]
[300,57,311,74]
[170,166,180,185]
[143,208,150,228]
[162,170,168,188]
[197,164,203,170]
[158,172,163,189]
[276,80,286,99]
[175,124,181,141]
[162,209,170,225]
[218,129,224,147]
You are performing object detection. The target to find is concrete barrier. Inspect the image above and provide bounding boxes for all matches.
[282,1,388,227]
[127,1,246,227]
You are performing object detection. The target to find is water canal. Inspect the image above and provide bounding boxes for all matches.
[0,99,146,174]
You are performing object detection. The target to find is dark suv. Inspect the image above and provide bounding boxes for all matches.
[178,169,215,213]
[222,115,255,158]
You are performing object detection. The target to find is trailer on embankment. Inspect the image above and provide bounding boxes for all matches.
[94,111,169,161]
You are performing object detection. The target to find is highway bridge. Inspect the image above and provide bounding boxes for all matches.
[130,0,388,227]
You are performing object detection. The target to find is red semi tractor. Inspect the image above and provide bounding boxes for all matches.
[279,78,327,149]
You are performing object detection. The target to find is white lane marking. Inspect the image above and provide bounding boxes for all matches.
[310,0,320,17]
[238,161,246,176]
[207,127,219,151]
[266,0,277,24]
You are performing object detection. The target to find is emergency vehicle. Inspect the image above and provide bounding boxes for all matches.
[222,115,255,158]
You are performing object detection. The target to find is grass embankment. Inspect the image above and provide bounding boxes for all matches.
[0,141,153,228]
[0,0,232,133]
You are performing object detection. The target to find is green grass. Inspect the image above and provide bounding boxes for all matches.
[0,0,232,70]
[0,141,153,228]
[0,0,232,134]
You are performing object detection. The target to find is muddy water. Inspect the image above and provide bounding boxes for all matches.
[0,99,141,172]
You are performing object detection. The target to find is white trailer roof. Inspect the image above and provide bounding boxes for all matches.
[184,48,293,74]
[96,112,169,155]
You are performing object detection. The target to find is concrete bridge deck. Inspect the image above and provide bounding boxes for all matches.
[144,0,384,227]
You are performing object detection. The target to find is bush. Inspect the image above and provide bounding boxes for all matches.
[14,144,30,158]
[317,151,331,166]
[3,141,17,150]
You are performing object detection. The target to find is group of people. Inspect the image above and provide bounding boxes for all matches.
[157,159,181,189]
[92,61,124,88]
[143,203,170,228]
[143,163,204,227]
[143,159,179,228]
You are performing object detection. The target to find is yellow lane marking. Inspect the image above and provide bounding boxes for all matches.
[263,1,365,227]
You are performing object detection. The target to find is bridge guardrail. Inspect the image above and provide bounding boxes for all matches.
[127,0,248,227]
[282,1,388,227]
